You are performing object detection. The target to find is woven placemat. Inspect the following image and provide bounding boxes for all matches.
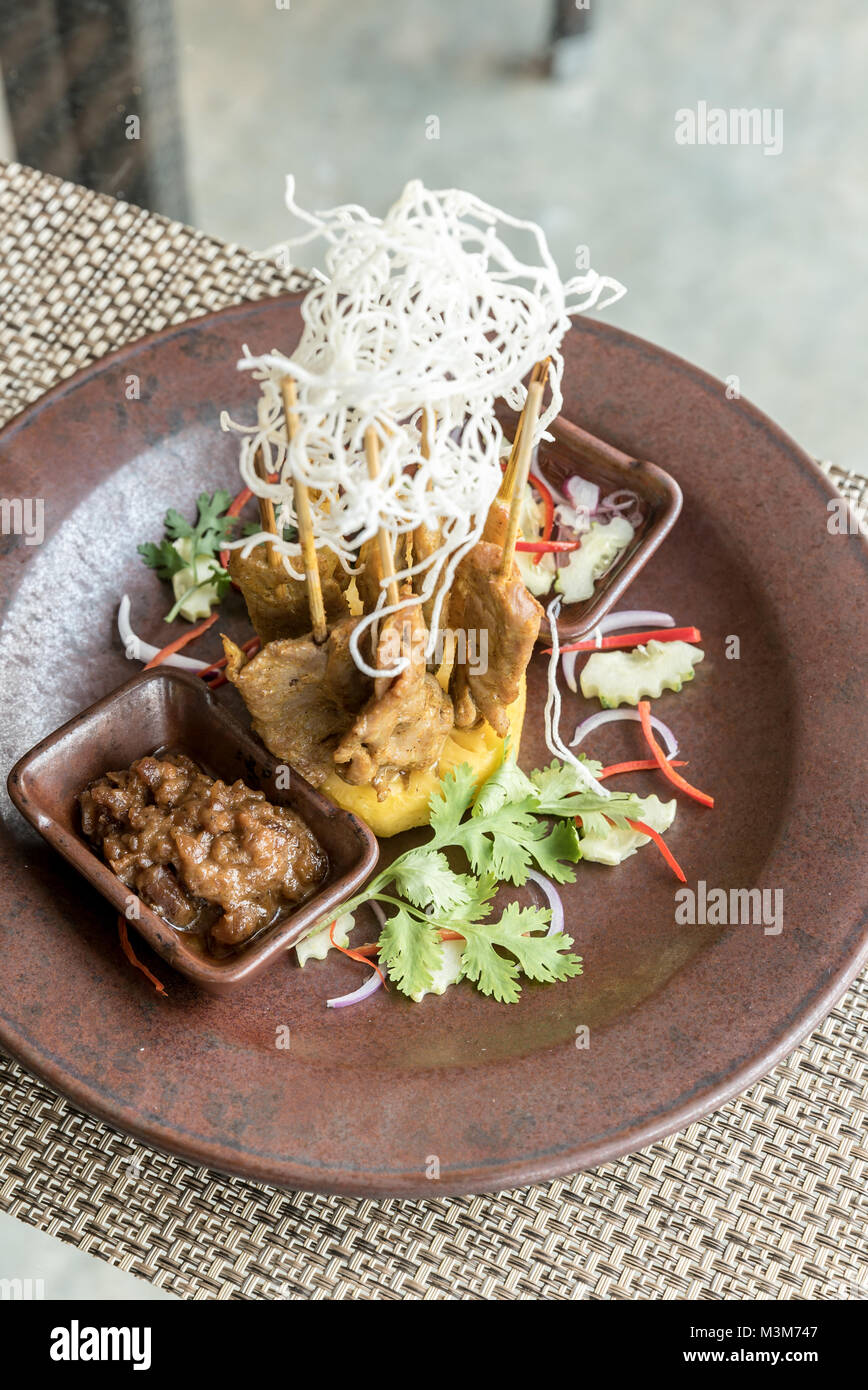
[1,162,866,1301]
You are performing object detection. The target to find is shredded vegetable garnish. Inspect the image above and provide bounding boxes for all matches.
[118,595,209,672]
[117,915,167,996]
[622,817,687,882]
[599,759,687,778]
[543,599,610,796]
[328,917,387,986]
[142,613,218,669]
[637,701,715,807]
[222,179,625,675]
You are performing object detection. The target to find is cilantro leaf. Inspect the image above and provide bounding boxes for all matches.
[390,849,476,912]
[459,933,521,1003]
[428,763,477,841]
[161,491,235,549]
[530,757,602,805]
[433,872,498,928]
[458,797,544,884]
[163,507,195,541]
[141,490,238,622]
[378,907,444,999]
[472,753,537,816]
[458,903,582,1003]
[333,758,592,1006]
[137,538,186,580]
[530,818,582,882]
[531,758,646,832]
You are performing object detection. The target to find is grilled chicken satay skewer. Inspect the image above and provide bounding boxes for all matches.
[223,385,362,782]
[281,375,329,644]
[413,406,444,632]
[364,426,401,611]
[497,356,550,504]
[447,377,546,736]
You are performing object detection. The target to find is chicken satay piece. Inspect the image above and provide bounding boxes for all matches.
[353,535,385,617]
[412,519,442,628]
[222,616,370,786]
[448,541,543,736]
[229,543,350,645]
[333,599,453,799]
[481,494,511,549]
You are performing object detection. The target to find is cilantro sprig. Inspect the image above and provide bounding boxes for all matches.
[320,752,647,1004]
[138,490,236,622]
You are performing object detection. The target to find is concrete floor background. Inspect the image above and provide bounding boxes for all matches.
[174,0,867,475]
[1,0,865,1302]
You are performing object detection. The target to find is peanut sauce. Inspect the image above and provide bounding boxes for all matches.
[80,752,328,954]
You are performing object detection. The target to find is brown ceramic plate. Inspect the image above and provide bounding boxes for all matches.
[0,294,866,1197]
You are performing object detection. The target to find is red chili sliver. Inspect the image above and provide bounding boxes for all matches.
[624,818,687,883]
[515,538,581,554]
[578,813,687,883]
[117,916,167,996]
[599,759,688,779]
[637,700,714,808]
[330,918,386,986]
[552,626,701,655]
[528,470,555,567]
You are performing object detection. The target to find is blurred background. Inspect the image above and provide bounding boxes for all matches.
[0,0,864,1298]
[0,0,865,475]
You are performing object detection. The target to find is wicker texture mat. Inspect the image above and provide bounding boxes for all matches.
[0,162,866,1301]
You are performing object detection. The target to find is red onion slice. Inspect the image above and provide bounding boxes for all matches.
[600,489,640,512]
[595,609,675,636]
[326,969,383,1010]
[564,475,600,516]
[563,649,580,692]
[526,870,565,937]
[571,708,679,760]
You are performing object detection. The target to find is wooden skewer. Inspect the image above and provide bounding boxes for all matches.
[251,448,282,570]
[364,426,400,610]
[420,406,434,461]
[498,357,551,502]
[498,378,544,579]
[280,375,328,644]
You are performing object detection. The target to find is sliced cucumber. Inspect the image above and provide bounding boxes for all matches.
[296,911,352,966]
[580,639,705,708]
[170,537,224,621]
[579,794,676,866]
[516,549,556,596]
[410,937,464,1002]
[554,516,633,604]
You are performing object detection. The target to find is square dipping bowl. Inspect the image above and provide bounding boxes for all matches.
[7,668,379,995]
[500,409,683,645]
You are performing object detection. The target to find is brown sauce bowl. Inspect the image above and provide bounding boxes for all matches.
[7,668,379,995]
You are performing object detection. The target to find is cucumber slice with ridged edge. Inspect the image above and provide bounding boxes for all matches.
[579,794,677,865]
[554,516,634,603]
[580,640,705,708]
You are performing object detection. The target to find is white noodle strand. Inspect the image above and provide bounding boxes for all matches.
[224,180,626,676]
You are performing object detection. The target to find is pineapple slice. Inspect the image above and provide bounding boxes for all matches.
[320,677,527,836]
